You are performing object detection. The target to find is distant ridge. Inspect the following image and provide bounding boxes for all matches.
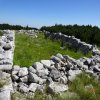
[0,23,38,30]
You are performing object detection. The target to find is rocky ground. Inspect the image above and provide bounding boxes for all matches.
[0,30,100,100]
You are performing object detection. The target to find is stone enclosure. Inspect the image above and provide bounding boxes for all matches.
[0,30,100,100]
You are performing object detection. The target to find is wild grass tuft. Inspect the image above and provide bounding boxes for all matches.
[69,73,100,100]
[0,79,6,88]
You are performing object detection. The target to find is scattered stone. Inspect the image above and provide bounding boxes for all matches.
[0,90,11,100]
[93,65,100,72]
[41,60,51,68]
[12,71,18,75]
[12,75,19,81]
[68,70,82,81]
[18,84,29,93]
[28,66,36,73]
[3,43,12,50]
[20,76,28,83]
[56,53,65,61]
[29,72,40,83]
[50,56,61,63]
[18,68,28,77]
[13,65,20,71]
[49,69,61,80]
[36,68,49,78]
[28,83,38,92]
[48,82,68,94]
[33,62,44,70]
[0,65,12,71]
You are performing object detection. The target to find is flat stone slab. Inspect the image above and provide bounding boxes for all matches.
[0,65,12,70]
[0,90,11,100]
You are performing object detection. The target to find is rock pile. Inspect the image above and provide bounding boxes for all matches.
[0,30,100,100]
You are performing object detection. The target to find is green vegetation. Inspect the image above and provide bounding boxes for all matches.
[11,92,34,100]
[0,79,6,88]
[0,31,3,36]
[41,24,100,46]
[14,33,91,67]
[0,23,37,30]
[69,73,100,100]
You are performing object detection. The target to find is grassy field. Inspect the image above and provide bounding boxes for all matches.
[14,32,91,67]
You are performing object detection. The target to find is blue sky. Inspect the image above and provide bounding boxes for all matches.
[0,0,100,28]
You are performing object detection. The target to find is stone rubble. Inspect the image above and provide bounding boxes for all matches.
[0,30,100,100]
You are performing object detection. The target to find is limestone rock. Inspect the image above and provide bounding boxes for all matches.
[28,66,36,73]
[93,65,100,72]
[36,68,49,78]
[48,82,68,94]
[18,84,29,93]
[20,76,28,83]
[0,65,12,71]
[28,83,39,92]
[3,43,12,50]
[41,60,51,68]
[13,65,20,71]
[18,67,28,77]
[0,90,11,100]
[33,62,44,70]
[29,72,40,83]
[49,69,61,80]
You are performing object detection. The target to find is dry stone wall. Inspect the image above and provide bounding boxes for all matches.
[0,30,15,100]
[44,32,95,54]
[0,30,100,100]
[0,30,15,71]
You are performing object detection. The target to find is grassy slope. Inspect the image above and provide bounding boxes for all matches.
[14,32,91,67]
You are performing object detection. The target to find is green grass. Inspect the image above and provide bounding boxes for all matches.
[11,92,34,100]
[0,31,3,36]
[0,79,6,88]
[69,73,100,100]
[14,32,91,67]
